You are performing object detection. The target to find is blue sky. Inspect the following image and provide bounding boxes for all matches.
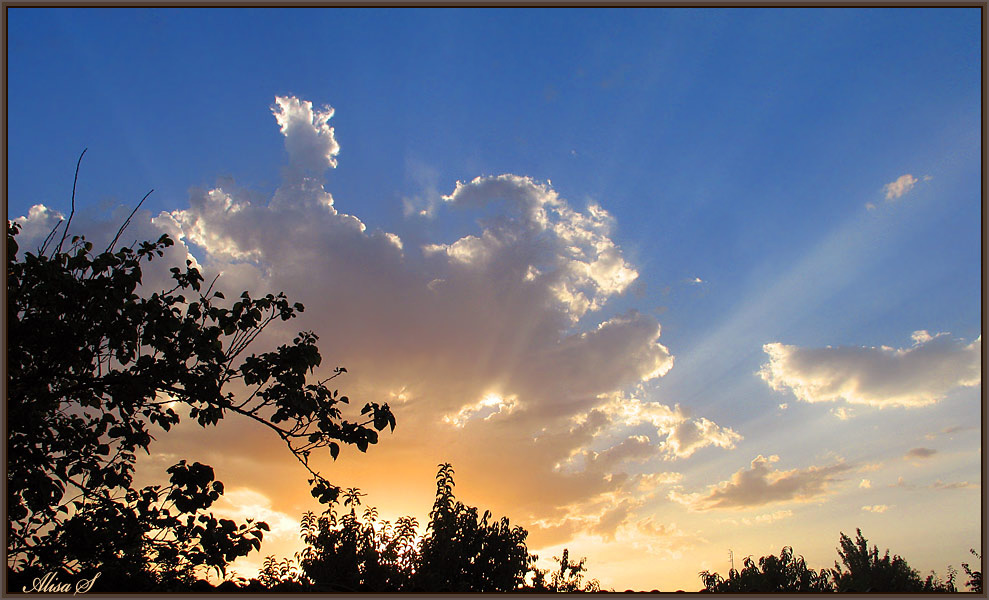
[7,7,982,591]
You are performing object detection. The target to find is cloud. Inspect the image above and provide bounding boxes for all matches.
[859,479,871,489]
[858,462,883,473]
[590,498,638,541]
[596,393,742,460]
[726,509,794,526]
[862,504,890,513]
[904,447,937,459]
[213,487,300,543]
[629,519,704,560]
[929,480,977,490]
[831,407,853,420]
[271,96,340,176]
[10,96,740,553]
[892,476,976,491]
[883,174,918,201]
[669,454,852,511]
[759,331,981,408]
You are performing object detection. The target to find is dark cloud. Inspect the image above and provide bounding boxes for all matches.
[904,447,937,459]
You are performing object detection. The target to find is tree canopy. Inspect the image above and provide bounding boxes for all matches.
[699,529,963,594]
[7,218,394,588]
[288,463,541,593]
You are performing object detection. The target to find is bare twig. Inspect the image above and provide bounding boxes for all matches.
[56,148,87,254]
[105,188,154,253]
[38,219,63,256]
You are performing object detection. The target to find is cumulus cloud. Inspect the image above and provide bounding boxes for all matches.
[759,331,981,408]
[431,174,640,321]
[271,96,340,176]
[10,96,740,552]
[669,454,852,511]
[883,174,918,201]
[596,393,742,460]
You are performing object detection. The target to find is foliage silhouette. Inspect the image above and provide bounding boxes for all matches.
[699,545,833,592]
[7,209,394,589]
[289,464,537,592]
[698,529,963,593]
[294,488,419,592]
[416,463,535,592]
[832,528,927,592]
[531,548,601,592]
[962,549,983,593]
[257,463,591,593]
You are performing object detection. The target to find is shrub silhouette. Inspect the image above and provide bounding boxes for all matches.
[7,192,394,590]
[285,463,565,592]
[416,463,534,592]
[531,548,601,592]
[699,530,962,594]
[295,488,418,592]
[831,528,925,592]
[699,545,833,592]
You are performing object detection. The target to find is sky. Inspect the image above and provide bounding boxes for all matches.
[6,7,983,592]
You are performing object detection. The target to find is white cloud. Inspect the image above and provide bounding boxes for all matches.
[271,96,340,176]
[883,174,918,201]
[859,479,871,489]
[759,331,981,408]
[435,174,640,322]
[862,504,890,513]
[444,392,519,428]
[669,454,852,511]
[597,393,741,460]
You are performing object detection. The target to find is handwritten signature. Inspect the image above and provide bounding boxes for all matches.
[22,572,100,595]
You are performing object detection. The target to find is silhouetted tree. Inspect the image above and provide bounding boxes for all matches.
[297,489,418,592]
[295,464,541,592]
[831,528,924,593]
[7,206,394,589]
[699,546,833,592]
[258,554,306,591]
[416,463,535,592]
[531,548,601,592]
